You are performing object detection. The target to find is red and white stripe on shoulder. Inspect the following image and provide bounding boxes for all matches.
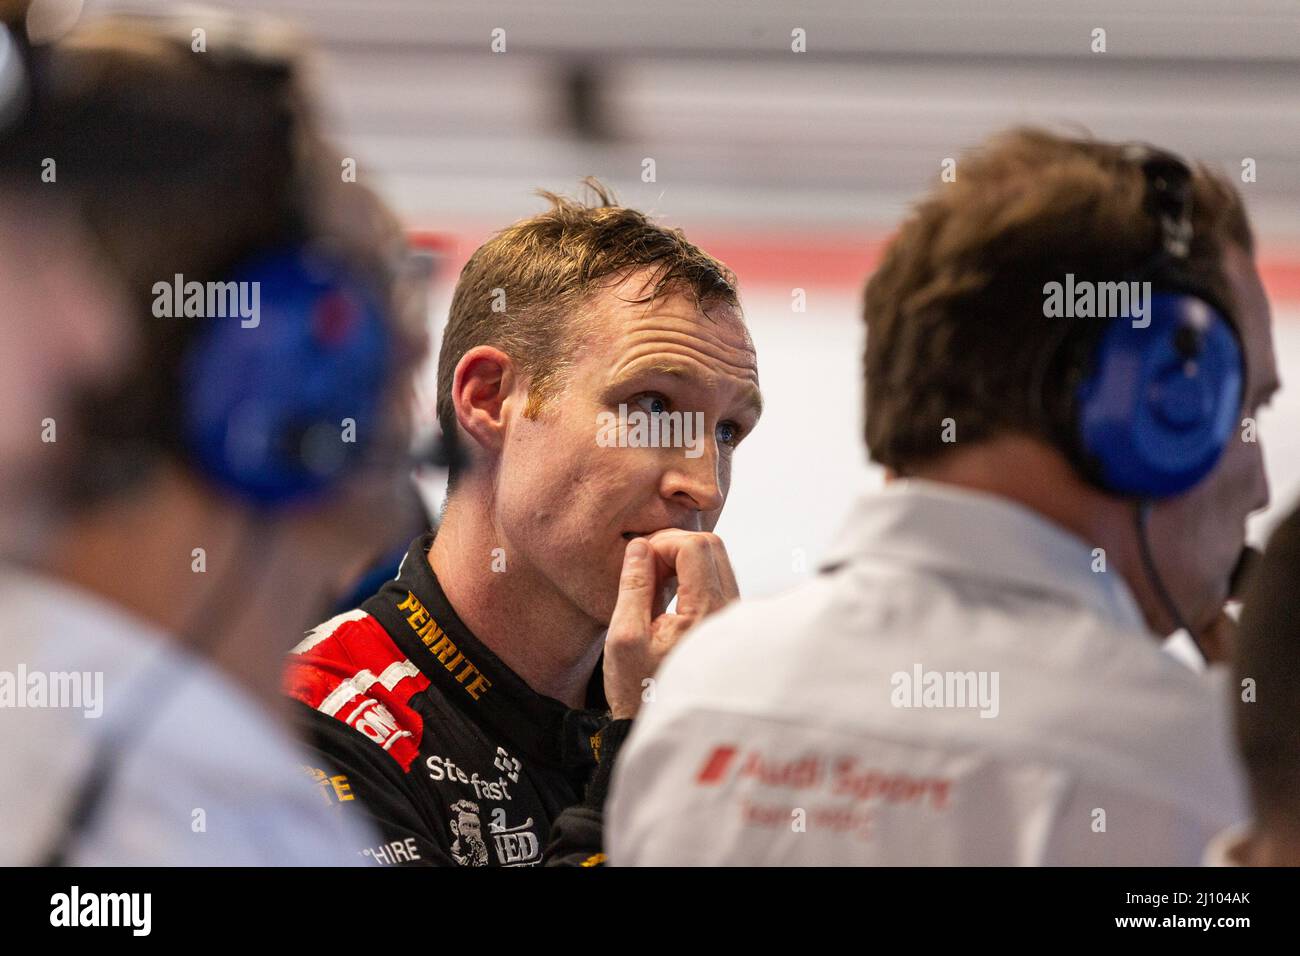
[283,609,431,771]
[291,608,370,656]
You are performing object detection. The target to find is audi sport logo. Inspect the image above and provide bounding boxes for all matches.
[696,745,739,784]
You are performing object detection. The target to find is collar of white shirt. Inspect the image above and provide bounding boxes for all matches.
[818,478,1149,634]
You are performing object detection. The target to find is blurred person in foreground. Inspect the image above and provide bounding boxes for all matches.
[608,128,1277,865]
[0,192,127,556]
[283,182,761,866]
[0,7,426,864]
[0,9,128,557]
[1206,502,1300,865]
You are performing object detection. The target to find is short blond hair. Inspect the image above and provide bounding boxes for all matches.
[435,180,738,446]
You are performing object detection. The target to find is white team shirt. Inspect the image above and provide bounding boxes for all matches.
[608,480,1248,865]
[0,569,376,865]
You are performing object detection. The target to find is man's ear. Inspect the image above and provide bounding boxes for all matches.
[451,346,517,459]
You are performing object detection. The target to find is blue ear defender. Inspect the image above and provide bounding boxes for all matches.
[180,246,391,506]
[1075,291,1242,498]
[1071,146,1245,500]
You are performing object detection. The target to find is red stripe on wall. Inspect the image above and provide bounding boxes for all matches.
[412,228,1300,303]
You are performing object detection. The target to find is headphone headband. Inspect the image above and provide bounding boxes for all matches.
[1123,144,1195,268]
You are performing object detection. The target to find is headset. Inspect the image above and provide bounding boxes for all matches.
[1057,145,1247,655]
[1068,145,1244,499]
[181,246,392,505]
[1,12,395,507]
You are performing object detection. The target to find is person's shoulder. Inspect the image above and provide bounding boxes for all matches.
[1076,616,1233,714]
[94,648,374,865]
[283,607,431,773]
[995,618,1247,822]
[285,608,404,679]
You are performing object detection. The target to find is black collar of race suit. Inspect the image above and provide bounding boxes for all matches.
[363,533,610,773]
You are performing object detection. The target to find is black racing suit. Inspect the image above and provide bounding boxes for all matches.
[284,533,623,866]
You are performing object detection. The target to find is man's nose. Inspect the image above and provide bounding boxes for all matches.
[660,445,725,515]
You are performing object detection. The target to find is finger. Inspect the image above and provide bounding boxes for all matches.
[704,534,739,601]
[655,536,727,619]
[609,537,656,639]
[648,609,724,662]
[641,532,682,581]
[642,531,729,615]
[640,528,707,575]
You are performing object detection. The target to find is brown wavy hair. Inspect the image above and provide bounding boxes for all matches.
[862,127,1254,473]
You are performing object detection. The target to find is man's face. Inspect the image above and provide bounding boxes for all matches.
[0,208,128,551]
[1151,244,1279,629]
[492,268,761,625]
[459,814,482,844]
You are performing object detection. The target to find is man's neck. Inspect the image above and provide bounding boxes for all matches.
[907,436,1174,637]
[43,470,319,717]
[429,492,605,709]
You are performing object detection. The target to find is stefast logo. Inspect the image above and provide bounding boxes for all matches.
[49,886,151,936]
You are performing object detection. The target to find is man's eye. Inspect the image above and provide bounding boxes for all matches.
[716,421,741,446]
[633,393,668,416]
